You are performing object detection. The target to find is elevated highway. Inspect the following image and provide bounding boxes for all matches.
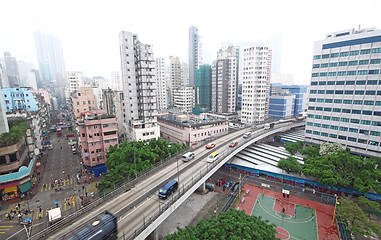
[32,121,304,240]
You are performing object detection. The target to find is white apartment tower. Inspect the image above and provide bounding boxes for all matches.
[212,44,239,113]
[173,86,194,113]
[155,58,167,110]
[241,45,272,124]
[111,71,122,91]
[169,56,182,105]
[119,31,160,141]
[67,71,83,94]
[188,26,203,86]
[181,62,189,86]
[306,27,381,158]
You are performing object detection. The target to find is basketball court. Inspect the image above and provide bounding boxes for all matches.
[238,184,339,240]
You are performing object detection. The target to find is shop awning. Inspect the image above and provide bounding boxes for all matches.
[18,181,32,193]
[4,185,18,193]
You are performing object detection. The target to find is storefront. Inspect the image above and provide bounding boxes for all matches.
[18,181,32,194]
[1,184,20,201]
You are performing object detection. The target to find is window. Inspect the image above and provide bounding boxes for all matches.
[316,107,323,111]
[334,99,342,103]
[357,70,368,75]
[321,132,328,137]
[322,124,330,129]
[313,64,320,68]
[343,100,352,104]
[335,90,343,94]
[350,50,359,55]
[366,91,376,95]
[347,71,356,75]
[314,123,321,127]
[329,134,337,138]
[367,80,378,85]
[372,121,381,127]
[349,128,358,133]
[346,80,355,85]
[336,81,345,85]
[326,90,334,94]
[370,131,381,136]
[356,80,366,85]
[313,131,320,135]
[376,101,381,106]
[374,111,381,116]
[340,52,349,57]
[324,107,332,112]
[337,71,346,76]
[351,118,360,123]
[339,127,348,131]
[361,120,371,125]
[359,60,369,65]
[360,130,369,135]
[342,109,351,113]
[338,135,347,140]
[322,54,330,59]
[325,99,333,103]
[308,106,315,110]
[320,63,328,68]
[348,137,357,142]
[333,108,341,113]
[352,110,361,114]
[308,114,314,118]
[353,100,363,104]
[309,98,316,102]
[330,53,339,58]
[313,55,321,59]
[339,62,348,66]
[327,81,335,85]
[341,118,349,122]
[323,116,331,120]
[318,90,325,94]
[306,130,312,134]
[332,117,340,121]
[360,49,371,54]
[372,47,381,53]
[317,98,324,102]
[369,141,379,146]
[310,90,317,94]
[307,122,313,126]
[329,62,338,67]
[358,139,367,144]
[312,73,319,78]
[344,90,353,94]
[320,72,327,77]
[370,59,381,64]
[315,115,322,119]
[348,60,358,66]
[328,72,337,76]
[355,90,364,95]
[330,125,338,130]
[368,69,379,74]
[378,91,381,95]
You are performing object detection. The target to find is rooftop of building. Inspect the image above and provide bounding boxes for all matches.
[77,110,115,124]
[158,114,226,128]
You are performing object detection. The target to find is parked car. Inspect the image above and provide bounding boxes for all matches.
[229,141,238,147]
[216,178,226,186]
[205,143,216,149]
[224,181,233,188]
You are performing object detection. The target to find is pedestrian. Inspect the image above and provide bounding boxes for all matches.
[302,188,305,193]
[313,188,316,195]
[61,146,62,149]
[15,204,18,210]
[294,209,296,217]
[282,208,285,215]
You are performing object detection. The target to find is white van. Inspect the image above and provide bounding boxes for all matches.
[206,152,219,163]
[243,132,251,138]
[182,152,195,162]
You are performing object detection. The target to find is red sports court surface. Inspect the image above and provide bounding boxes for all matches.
[238,184,339,240]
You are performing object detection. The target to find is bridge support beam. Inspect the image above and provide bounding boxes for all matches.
[146,229,159,240]
[196,182,205,193]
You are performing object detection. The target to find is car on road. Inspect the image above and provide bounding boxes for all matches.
[229,141,238,147]
[48,144,53,150]
[224,181,233,188]
[216,178,226,186]
[205,143,216,149]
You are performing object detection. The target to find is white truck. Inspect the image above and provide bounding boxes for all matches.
[264,123,275,130]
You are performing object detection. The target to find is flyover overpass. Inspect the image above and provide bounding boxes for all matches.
[32,121,304,240]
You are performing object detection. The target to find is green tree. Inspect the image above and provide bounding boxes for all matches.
[278,156,302,174]
[358,196,381,212]
[298,144,320,158]
[337,197,381,236]
[302,150,381,193]
[319,142,343,156]
[284,141,303,155]
[166,208,277,240]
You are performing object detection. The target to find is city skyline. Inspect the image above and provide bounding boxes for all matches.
[1,0,380,84]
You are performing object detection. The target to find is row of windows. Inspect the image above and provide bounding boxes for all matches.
[308,99,381,106]
[312,69,380,77]
[308,107,381,115]
[306,122,381,136]
[309,89,381,97]
[311,80,381,86]
[313,48,381,59]
[305,130,380,146]
[306,115,381,126]
[312,59,381,69]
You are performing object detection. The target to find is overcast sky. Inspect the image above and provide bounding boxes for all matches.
[1,0,380,84]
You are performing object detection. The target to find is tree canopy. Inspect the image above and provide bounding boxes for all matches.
[0,118,27,147]
[319,142,344,156]
[97,138,186,192]
[277,156,302,174]
[284,141,303,155]
[165,208,277,240]
[302,150,381,194]
[337,197,381,236]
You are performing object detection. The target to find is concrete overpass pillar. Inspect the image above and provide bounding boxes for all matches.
[146,229,159,240]
[197,182,205,193]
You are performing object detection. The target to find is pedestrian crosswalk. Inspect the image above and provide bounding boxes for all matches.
[40,178,74,192]
[0,225,14,235]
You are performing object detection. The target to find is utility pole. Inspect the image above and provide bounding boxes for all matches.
[238,174,242,199]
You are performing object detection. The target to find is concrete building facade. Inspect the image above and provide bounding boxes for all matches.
[173,86,194,113]
[188,26,202,86]
[102,88,125,139]
[119,31,160,141]
[305,27,381,157]
[241,45,272,124]
[1,87,39,112]
[155,58,167,110]
[193,64,212,114]
[71,86,98,118]
[169,56,182,105]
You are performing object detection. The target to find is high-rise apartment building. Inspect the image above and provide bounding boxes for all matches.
[305,27,381,158]
[211,45,239,113]
[181,62,189,86]
[188,26,203,86]
[169,56,182,105]
[193,64,212,114]
[111,71,122,91]
[173,86,194,113]
[119,31,160,141]
[4,52,20,87]
[241,45,272,124]
[155,58,167,110]
[67,71,83,95]
[0,64,8,88]
[34,32,66,88]
[70,86,98,118]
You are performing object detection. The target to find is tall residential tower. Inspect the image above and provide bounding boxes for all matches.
[188,26,202,86]
[119,31,160,141]
[305,27,381,158]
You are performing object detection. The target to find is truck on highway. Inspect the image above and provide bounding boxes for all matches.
[264,123,275,130]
